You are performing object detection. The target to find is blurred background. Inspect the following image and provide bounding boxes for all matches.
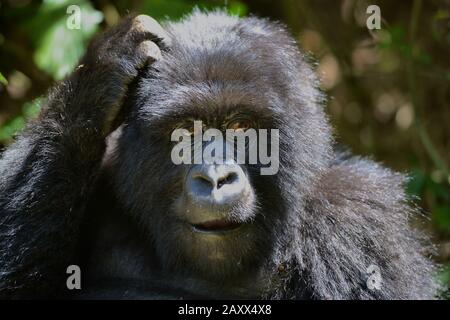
[0,0,449,294]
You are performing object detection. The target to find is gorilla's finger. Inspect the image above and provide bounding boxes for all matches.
[137,40,162,64]
[132,15,172,48]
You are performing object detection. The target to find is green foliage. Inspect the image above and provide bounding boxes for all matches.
[226,1,247,16]
[141,0,208,20]
[25,0,103,80]
[0,98,42,143]
[0,0,247,146]
[439,264,450,296]
[406,169,427,198]
[0,72,8,85]
[378,25,433,66]
[433,205,450,231]
[408,169,450,232]
[0,117,25,143]
[378,12,450,238]
[139,0,246,21]
[22,98,42,119]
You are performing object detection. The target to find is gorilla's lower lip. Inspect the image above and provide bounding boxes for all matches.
[191,219,242,233]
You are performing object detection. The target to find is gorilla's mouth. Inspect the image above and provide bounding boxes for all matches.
[191,219,242,233]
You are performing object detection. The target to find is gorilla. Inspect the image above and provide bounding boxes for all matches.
[0,10,441,299]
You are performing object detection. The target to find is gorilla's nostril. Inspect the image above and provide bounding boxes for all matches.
[193,174,213,186]
[217,172,238,189]
[185,164,247,202]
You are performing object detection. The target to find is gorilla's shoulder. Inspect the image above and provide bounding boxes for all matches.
[320,155,407,209]
[300,154,441,299]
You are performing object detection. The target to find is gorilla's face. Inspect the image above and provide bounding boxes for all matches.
[115,106,285,280]
[113,12,333,281]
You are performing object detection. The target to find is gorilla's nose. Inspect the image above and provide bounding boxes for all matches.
[185,163,249,205]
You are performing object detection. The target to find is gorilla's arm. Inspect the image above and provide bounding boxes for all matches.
[0,15,166,298]
[299,156,439,299]
[0,86,106,298]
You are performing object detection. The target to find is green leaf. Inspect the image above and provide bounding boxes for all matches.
[0,116,26,142]
[140,0,247,21]
[27,0,103,80]
[406,169,426,198]
[377,29,392,48]
[437,263,450,298]
[426,178,450,201]
[227,1,248,17]
[0,72,7,85]
[22,97,43,119]
[432,205,450,231]
[0,98,43,144]
[140,0,204,20]
[387,25,407,46]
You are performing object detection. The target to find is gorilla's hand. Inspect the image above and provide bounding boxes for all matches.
[78,14,170,135]
[0,15,170,299]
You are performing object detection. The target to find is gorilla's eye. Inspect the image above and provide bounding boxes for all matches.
[227,119,253,131]
[181,124,195,136]
[176,120,204,136]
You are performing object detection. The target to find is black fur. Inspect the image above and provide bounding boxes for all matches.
[0,10,440,299]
